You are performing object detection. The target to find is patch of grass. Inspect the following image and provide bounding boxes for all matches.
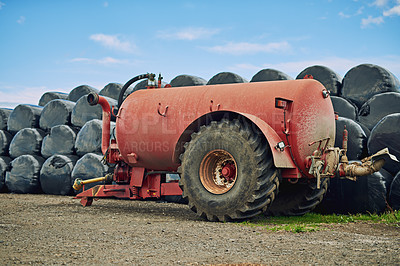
[240,210,400,233]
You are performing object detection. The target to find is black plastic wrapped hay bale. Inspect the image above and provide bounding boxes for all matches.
[379,168,394,196]
[41,125,78,158]
[74,119,105,156]
[368,113,400,175]
[358,92,400,131]
[296,65,342,96]
[38,92,68,107]
[389,171,400,210]
[71,153,109,192]
[250,69,293,82]
[330,96,358,121]
[0,130,13,156]
[5,154,44,194]
[0,108,13,130]
[315,164,387,214]
[7,104,43,134]
[9,128,45,159]
[342,64,400,108]
[39,99,76,131]
[170,75,207,87]
[71,95,117,127]
[73,120,115,157]
[207,72,248,85]
[356,121,371,139]
[0,156,11,192]
[99,82,123,100]
[40,154,79,195]
[67,85,99,102]
[335,117,368,160]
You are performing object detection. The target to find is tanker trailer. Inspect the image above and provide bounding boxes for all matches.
[73,73,397,222]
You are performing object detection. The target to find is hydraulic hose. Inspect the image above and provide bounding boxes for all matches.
[118,73,149,108]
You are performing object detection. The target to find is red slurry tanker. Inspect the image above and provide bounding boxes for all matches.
[73,73,397,221]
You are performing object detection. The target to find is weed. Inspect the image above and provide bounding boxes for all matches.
[240,210,400,233]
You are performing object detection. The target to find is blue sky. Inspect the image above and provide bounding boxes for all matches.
[0,0,399,108]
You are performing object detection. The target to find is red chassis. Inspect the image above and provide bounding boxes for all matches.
[74,168,183,207]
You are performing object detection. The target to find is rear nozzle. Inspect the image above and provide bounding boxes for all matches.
[87,92,99,106]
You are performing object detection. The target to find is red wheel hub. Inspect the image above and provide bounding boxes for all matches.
[199,150,238,194]
[221,163,236,181]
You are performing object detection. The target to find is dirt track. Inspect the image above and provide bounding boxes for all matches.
[0,193,399,265]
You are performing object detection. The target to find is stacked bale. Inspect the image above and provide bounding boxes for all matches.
[368,113,400,176]
[9,128,45,158]
[0,130,12,156]
[39,99,76,131]
[207,72,248,85]
[41,125,78,158]
[0,156,11,192]
[310,64,400,214]
[389,171,400,210]
[71,95,117,127]
[330,96,358,121]
[67,85,98,102]
[38,92,68,107]
[99,82,123,100]
[334,117,368,160]
[71,153,109,191]
[0,108,13,192]
[296,65,342,95]
[6,106,46,193]
[7,104,43,134]
[251,69,293,82]
[341,64,400,108]
[40,154,79,195]
[5,155,44,193]
[358,92,400,131]
[170,75,207,87]
[2,83,113,196]
[0,108,12,130]
[74,119,103,156]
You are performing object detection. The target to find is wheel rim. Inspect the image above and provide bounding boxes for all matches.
[199,149,237,194]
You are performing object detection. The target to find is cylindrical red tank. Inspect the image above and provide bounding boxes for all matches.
[115,79,335,174]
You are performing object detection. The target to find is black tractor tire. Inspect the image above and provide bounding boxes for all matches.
[266,178,329,216]
[179,119,279,222]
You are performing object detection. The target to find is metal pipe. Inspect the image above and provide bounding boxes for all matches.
[87,93,111,155]
[342,159,385,178]
[73,176,107,191]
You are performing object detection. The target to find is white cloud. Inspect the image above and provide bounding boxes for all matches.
[205,41,291,55]
[361,15,384,27]
[0,1,5,10]
[383,4,400,16]
[339,6,364,18]
[157,27,220,40]
[372,0,389,7]
[356,6,365,15]
[89,33,136,53]
[17,16,25,24]
[70,57,130,65]
[339,12,351,18]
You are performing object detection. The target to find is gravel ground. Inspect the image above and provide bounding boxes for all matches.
[0,193,399,265]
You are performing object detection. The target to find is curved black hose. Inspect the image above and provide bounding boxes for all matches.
[118,73,149,108]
